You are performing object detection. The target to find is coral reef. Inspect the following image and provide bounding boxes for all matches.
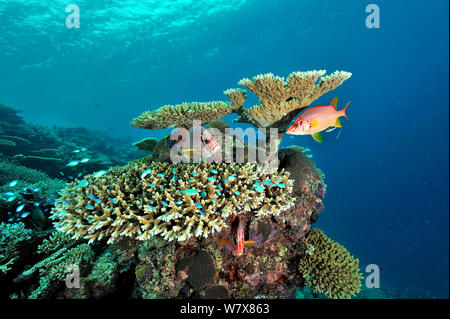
[51,159,294,243]
[133,137,159,152]
[298,229,363,299]
[0,222,31,274]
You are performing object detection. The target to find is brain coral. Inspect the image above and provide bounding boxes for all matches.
[51,159,294,244]
[298,228,363,299]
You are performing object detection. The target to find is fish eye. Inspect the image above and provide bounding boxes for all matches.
[204,139,210,144]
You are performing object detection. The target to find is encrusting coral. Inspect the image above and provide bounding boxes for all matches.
[51,158,294,244]
[298,228,363,299]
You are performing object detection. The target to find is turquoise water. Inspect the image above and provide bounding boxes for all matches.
[0,0,448,298]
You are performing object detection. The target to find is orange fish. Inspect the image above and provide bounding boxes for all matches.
[216,214,256,256]
[286,97,350,143]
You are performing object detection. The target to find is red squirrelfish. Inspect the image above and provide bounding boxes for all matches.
[286,97,350,143]
[216,214,256,256]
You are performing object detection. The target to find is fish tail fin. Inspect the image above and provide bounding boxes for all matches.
[341,101,350,120]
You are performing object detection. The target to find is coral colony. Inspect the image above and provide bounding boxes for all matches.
[1,70,363,299]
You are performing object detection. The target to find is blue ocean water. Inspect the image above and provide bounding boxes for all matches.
[0,0,448,298]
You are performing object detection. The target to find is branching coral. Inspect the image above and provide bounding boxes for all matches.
[0,222,31,274]
[51,159,294,244]
[298,229,363,299]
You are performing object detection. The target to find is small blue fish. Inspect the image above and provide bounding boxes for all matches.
[252,183,264,192]
[193,172,198,177]
[141,169,152,179]
[200,191,207,197]
[189,178,194,182]
[306,154,313,158]
[207,177,216,182]
[216,190,222,195]
[66,160,80,167]
[183,189,199,196]
[77,173,83,178]
[223,177,229,183]
[176,200,183,205]
[68,176,74,180]
[3,192,14,196]
[8,218,14,222]
[157,173,164,178]
[80,158,90,163]
[218,184,223,190]
[16,204,25,212]
[7,196,16,202]
[88,194,95,198]
[263,180,274,186]
[172,176,178,182]
[109,198,118,204]
[32,187,41,192]
[161,201,169,206]
[73,149,80,153]
[81,147,87,152]
[20,212,30,218]
[276,183,286,188]
[149,183,156,188]
[33,202,40,207]
[172,168,176,174]
[77,180,89,188]
[148,205,156,211]
[94,198,102,203]
[196,203,202,208]
[93,170,107,178]
[85,205,95,210]
[210,169,218,174]
[8,180,18,187]
[199,210,205,216]
[234,190,240,195]
[59,171,65,176]
[228,175,235,181]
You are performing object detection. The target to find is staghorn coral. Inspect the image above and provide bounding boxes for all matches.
[0,222,31,274]
[233,70,352,130]
[14,243,94,298]
[37,231,77,255]
[298,228,363,299]
[131,101,237,130]
[51,159,294,244]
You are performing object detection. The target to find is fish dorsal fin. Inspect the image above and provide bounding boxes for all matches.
[334,118,342,128]
[330,97,339,110]
[311,118,320,128]
[311,132,323,143]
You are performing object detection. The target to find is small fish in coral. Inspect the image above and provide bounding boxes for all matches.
[234,190,240,195]
[207,177,216,182]
[93,170,107,178]
[216,190,222,195]
[263,180,274,186]
[276,183,286,188]
[148,205,156,211]
[172,168,176,174]
[161,201,169,206]
[196,203,202,208]
[77,180,89,188]
[80,147,87,152]
[176,200,183,205]
[32,187,41,192]
[3,192,14,196]
[228,175,236,181]
[7,218,13,222]
[68,176,74,180]
[223,177,228,183]
[210,169,218,174]
[66,160,80,167]
[193,172,198,177]
[94,198,101,203]
[33,202,40,207]
[59,171,65,176]
[157,173,164,178]
[172,176,178,182]
[198,210,205,216]
[182,189,199,196]
[109,198,118,204]
[85,205,95,210]
[80,158,89,163]
[201,191,207,197]
[141,168,152,179]
[20,212,30,218]
[252,183,264,192]
[306,154,313,158]
[73,149,80,153]
[8,180,18,187]
[7,196,17,202]
[149,183,156,188]
[16,204,25,212]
